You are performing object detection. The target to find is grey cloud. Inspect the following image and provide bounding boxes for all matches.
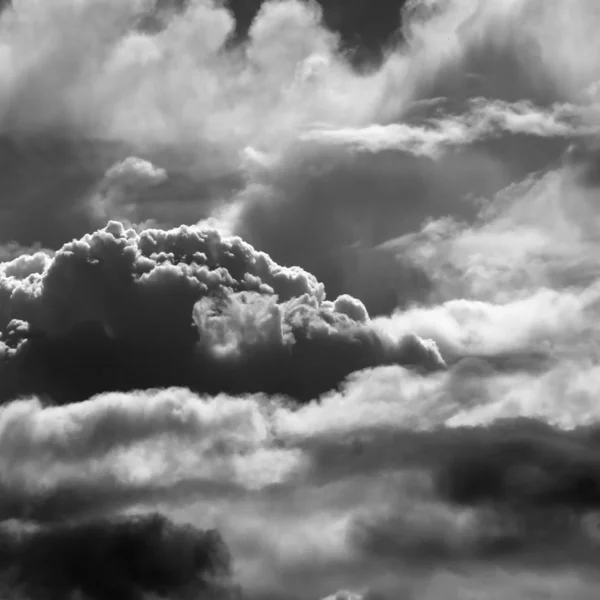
[0,222,442,404]
[3,363,600,598]
[383,0,600,112]
[0,0,596,322]
[0,513,237,600]
[227,96,594,315]
[230,140,507,314]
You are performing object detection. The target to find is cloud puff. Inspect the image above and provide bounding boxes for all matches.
[91,156,169,223]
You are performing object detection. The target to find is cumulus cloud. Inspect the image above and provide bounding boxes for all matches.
[0,221,443,404]
[90,156,168,224]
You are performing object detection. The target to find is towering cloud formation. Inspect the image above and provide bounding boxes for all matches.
[0,221,443,404]
[2,0,600,598]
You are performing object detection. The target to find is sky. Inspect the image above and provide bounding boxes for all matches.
[1,0,600,598]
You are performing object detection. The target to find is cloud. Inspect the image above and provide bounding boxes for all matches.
[382,0,600,110]
[0,386,305,523]
[226,95,598,314]
[0,0,374,250]
[0,0,379,149]
[376,161,600,299]
[207,0,600,317]
[0,0,597,320]
[1,362,600,598]
[0,513,237,600]
[90,156,168,224]
[1,361,600,597]
[4,0,600,599]
[0,0,593,251]
[323,570,600,600]
[0,221,443,404]
[303,99,600,156]
[228,139,507,314]
[1,350,600,595]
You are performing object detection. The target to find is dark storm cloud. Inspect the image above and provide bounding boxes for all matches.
[0,513,237,600]
[432,420,600,509]
[288,392,600,518]
[279,414,600,575]
[0,222,443,404]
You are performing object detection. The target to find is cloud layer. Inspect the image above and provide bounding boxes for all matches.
[3,0,600,598]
